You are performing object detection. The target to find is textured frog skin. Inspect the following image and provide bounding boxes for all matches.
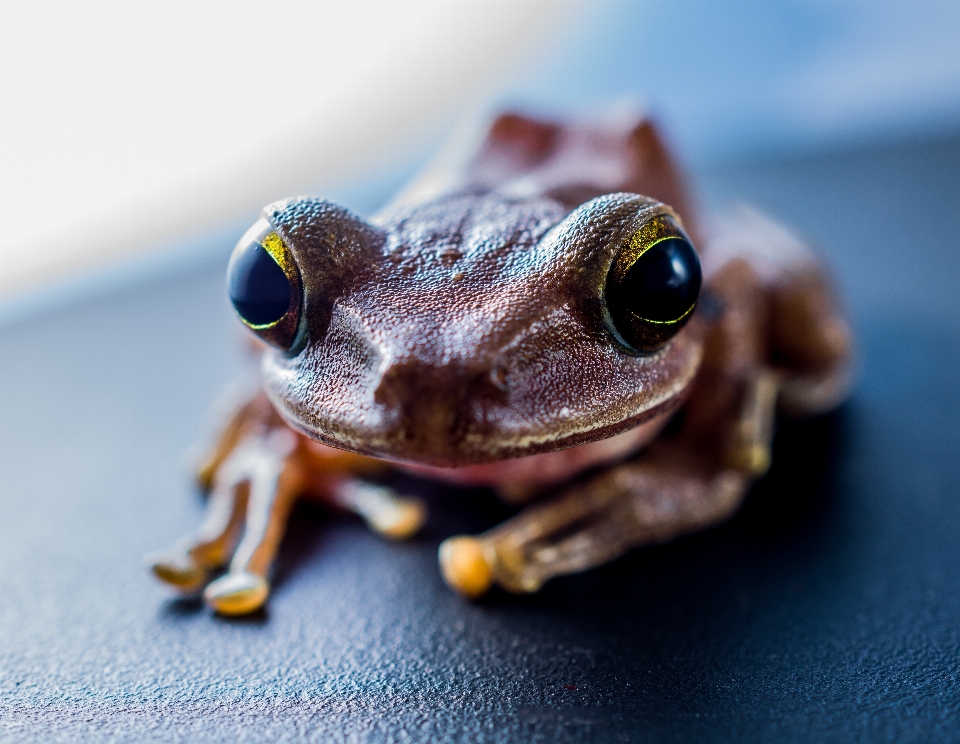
[148,110,854,614]
[262,192,701,466]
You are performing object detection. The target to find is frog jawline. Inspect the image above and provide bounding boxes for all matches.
[396,411,672,489]
[268,389,686,469]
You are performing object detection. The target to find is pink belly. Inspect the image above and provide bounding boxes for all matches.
[397,413,669,494]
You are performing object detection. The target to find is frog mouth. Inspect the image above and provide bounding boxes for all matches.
[267,374,687,467]
[258,313,702,467]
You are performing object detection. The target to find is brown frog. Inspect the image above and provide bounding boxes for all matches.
[148,111,854,615]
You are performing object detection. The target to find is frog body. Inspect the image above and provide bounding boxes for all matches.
[149,111,853,615]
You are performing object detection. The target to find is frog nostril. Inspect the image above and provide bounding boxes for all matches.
[488,365,509,393]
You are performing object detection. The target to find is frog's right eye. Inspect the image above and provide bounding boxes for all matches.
[227,218,303,351]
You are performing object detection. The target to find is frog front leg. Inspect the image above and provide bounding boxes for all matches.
[148,392,280,596]
[440,445,752,597]
[148,397,308,614]
[196,428,305,614]
[149,392,426,615]
[438,369,777,599]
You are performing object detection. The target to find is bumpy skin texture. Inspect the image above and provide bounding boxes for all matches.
[262,193,700,465]
[148,110,854,613]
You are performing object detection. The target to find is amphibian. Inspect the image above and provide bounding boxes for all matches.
[149,111,853,615]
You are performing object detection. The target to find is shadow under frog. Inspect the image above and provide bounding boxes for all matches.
[148,109,855,616]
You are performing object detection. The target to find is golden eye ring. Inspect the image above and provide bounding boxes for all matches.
[604,213,702,353]
[227,219,304,352]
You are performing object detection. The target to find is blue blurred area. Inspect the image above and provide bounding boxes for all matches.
[4,0,958,324]
[504,0,960,164]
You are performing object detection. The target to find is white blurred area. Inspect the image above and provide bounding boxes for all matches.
[0,1,575,298]
[3,0,960,305]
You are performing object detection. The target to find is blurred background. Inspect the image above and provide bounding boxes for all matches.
[2,0,960,312]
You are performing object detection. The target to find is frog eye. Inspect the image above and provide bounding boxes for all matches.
[227,218,303,351]
[604,214,702,353]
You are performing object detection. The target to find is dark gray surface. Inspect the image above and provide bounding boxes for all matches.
[1,136,959,742]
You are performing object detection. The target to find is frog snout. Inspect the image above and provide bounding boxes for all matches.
[373,359,505,451]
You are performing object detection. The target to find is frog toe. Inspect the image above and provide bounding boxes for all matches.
[203,571,270,616]
[147,550,209,594]
[438,536,493,599]
[332,481,427,540]
[374,496,427,539]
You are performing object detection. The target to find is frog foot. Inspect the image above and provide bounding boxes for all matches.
[146,548,209,594]
[331,480,427,540]
[439,445,755,599]
[203,571,270,616]
[150,421,427,615]
[148,428,302,616]
[438,536,494,599]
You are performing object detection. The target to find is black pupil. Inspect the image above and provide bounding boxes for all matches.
[615,238,702,322]
[227,241,291,326]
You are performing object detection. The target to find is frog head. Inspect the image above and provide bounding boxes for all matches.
[226,190,703,466]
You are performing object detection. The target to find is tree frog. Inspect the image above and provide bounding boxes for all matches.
[148,112,853,615]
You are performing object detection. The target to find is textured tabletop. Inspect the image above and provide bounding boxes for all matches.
[1,137,959,742]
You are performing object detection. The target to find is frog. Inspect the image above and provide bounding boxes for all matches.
[148,110,853,616]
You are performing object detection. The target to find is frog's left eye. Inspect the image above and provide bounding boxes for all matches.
[227,218,303,351]
[604,214,702,353]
